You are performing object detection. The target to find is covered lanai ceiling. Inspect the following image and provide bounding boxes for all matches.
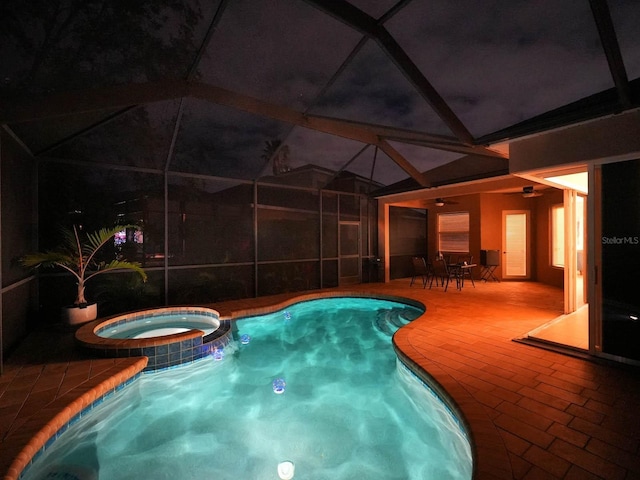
[1,0,639,188]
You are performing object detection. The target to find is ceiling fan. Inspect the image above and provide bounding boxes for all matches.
[430,197,458,207]
[521,186,543,198]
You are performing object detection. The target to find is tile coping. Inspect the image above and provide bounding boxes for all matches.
[4,358,148,480]
[76,306,223,350]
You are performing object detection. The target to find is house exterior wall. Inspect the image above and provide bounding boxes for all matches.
[534,190,564,288]
[510,112,640,363]
[478,194,505,279]
[388,206,427,279]
[420,192,559,284]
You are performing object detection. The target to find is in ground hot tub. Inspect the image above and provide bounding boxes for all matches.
[98,311,221,339]
[76,307,231,371]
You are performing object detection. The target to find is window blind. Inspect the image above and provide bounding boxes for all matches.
[438,212,469,252]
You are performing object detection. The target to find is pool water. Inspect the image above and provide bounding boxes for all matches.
[24,298,472,480]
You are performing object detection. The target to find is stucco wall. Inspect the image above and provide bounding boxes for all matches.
[424,191,563,284]
[535,190,565,288]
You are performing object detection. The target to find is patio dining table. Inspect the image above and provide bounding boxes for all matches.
[448,262,477,289]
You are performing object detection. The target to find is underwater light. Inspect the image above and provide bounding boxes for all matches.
[240,334,251,344]
[213,348,224,361]
[272,377,286,394]
[277,460,295,479]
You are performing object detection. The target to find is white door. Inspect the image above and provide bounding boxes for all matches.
[503,211,530,279]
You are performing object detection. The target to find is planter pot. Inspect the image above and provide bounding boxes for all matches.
[63,303,98,326]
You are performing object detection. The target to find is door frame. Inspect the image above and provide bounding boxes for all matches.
[502,210,531,279]
[338,221,361,285]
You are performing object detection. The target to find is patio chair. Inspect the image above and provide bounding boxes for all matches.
[410,256,431,288]
[430,257,461,292]
[456,254,475,288]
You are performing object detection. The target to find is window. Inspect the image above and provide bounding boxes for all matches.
[438,212,469,252]
[551,204,564,267]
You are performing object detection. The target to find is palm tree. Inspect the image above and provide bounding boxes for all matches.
[21,224,147,307]
[261,139,291,175]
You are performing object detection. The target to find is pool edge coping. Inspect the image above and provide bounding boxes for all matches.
[392,332,512,480]
[4,357,148,480]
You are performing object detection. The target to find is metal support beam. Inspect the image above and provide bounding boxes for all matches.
[377,140,429,186]
[589,0,631,109]
[301,0,474,144]
[189,83,430,185]
[1,79,189,124]
[1,80,449,186]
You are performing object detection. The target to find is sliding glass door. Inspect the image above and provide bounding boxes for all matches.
[599,159,640,362]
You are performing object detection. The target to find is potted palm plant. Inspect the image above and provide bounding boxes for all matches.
[21,224,147,326]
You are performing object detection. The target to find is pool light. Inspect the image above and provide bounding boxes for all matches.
[272,377,286,394]
[213,348,224,361]
[240,334,251,344]
[277,460,295,479]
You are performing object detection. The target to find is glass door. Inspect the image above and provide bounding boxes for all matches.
[502,211,530,279]
[598,159,640,362]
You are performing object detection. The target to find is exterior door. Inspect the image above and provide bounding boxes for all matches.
[503,211,530,279]
[598,160,640,362]
[339,222,361,285]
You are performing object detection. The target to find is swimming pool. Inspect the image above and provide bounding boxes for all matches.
[22,297,472,479]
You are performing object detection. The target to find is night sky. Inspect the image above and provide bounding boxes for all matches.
[1,0,638,184]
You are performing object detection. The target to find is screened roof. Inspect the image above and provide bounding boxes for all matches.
[1,0,639,187]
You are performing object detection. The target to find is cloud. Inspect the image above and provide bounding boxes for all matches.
[387,0,618,135]
[5,0,636,185]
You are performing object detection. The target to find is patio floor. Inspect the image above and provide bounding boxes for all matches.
[1,279,639,479]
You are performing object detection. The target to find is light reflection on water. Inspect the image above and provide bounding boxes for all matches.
[24,297,472,480]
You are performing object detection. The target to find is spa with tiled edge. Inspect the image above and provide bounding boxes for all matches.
[75,306,232,371]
